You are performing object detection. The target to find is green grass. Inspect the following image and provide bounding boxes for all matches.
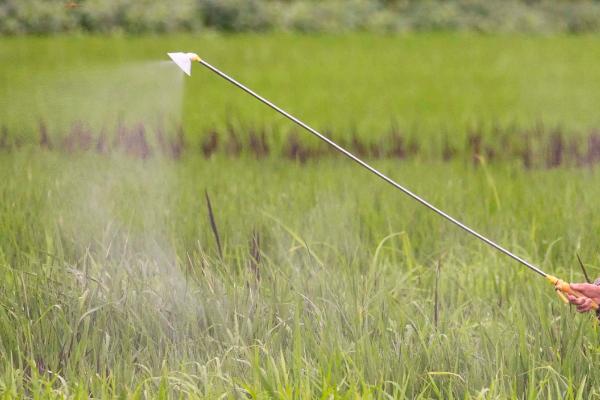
[1,34,600,398]
[1,153,600,398]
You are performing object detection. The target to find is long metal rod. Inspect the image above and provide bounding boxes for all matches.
[198,58,547,278]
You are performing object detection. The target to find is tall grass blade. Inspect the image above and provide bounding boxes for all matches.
[204,189,223,259]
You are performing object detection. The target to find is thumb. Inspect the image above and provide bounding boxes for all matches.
[570,283,600,298]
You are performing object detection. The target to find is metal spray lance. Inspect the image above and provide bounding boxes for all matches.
[167,51,598,313]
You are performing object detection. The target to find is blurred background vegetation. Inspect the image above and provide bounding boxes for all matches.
[3,0,600,35]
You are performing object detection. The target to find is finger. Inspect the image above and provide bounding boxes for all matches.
[569,296,586,306]
[577,299,593,312]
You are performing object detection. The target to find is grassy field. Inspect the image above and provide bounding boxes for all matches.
[1,34,600,398]
[3,34,600,138]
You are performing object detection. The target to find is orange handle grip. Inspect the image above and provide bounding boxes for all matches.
[547,275,599,310]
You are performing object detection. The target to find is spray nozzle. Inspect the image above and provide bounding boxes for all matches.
[167,52,200,76]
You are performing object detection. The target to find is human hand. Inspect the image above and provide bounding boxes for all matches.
[567,283,600,313]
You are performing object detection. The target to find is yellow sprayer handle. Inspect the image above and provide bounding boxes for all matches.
[546,275,599,310]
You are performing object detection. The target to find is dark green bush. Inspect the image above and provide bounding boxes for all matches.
[201,0,273,32]
[0,0,78,34]
[3,0,600,34]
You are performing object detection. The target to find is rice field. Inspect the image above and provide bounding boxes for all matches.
[1,34,600,398]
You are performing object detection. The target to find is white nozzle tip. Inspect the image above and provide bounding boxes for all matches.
[167,52,198,76]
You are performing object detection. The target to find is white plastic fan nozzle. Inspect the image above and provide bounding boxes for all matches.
[167,52,200,76]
